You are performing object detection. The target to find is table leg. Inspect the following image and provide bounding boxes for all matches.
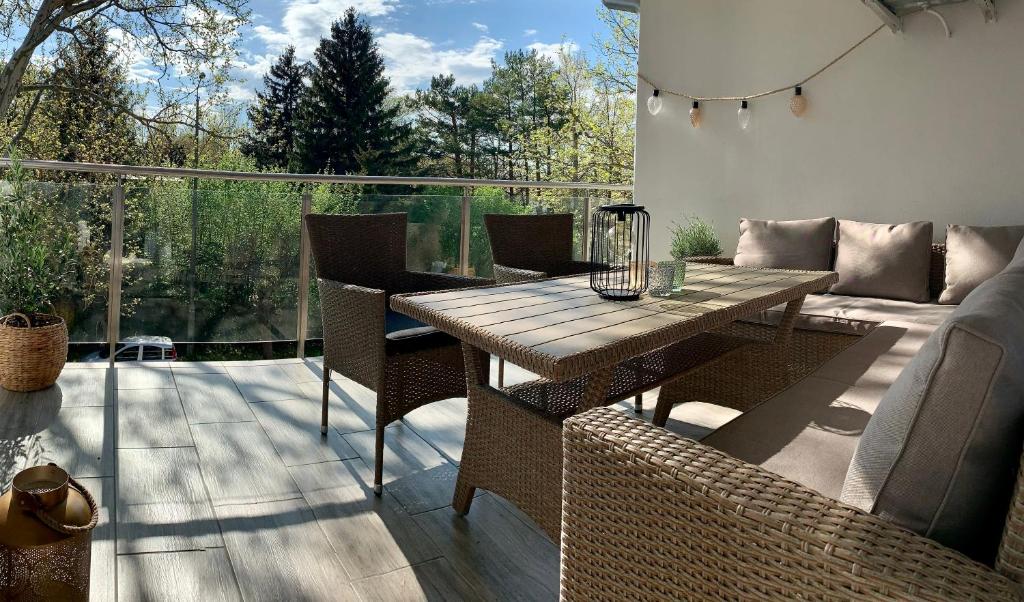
[634,394,643,414]
[453,343,490,516]
[773,296,806,345]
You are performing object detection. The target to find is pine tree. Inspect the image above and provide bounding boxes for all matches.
[295,8,412,175]
[242,46,306,171]
[34,23,141,166]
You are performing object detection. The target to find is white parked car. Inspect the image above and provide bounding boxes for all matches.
[82,336,178,362]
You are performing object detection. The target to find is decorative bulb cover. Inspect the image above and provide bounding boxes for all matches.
[790,93,807,117]
[647,93,663,116]
[689,103,701,128]
[737,104,751,130]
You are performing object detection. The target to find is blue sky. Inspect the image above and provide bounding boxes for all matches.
[222,0,607,100]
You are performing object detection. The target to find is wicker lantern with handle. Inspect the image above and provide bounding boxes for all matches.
[1,464,98,601]
[589,204,651,300]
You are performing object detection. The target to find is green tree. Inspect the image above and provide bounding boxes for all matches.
[242,46,306,171]
[412,75,479,178]
[296,8,412,175]
[0,0,249,144]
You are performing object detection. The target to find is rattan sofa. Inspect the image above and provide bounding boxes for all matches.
[305,213,490,495]
[560,236,1024,599]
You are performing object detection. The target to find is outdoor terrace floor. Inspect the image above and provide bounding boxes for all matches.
[0,358,721,601]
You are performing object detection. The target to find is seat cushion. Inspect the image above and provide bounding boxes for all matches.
[734,217,836,271]
[831,220,933,302]
[384,310,457,355]
[840,251,1024,564]
[744,293,955,336]
[700,321,935,499]
[939,224,1024,305]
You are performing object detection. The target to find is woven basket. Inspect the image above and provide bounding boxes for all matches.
[0,313,68,392]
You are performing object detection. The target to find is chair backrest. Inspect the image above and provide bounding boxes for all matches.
[305,213,407,291]
[484,213,575,273]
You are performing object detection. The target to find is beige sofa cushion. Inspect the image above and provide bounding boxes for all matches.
[840,250,1024,563]
[831,220,932,302]
[745,294,956,336]
[701,321,935,499]
[939,224,1024,305]
[734,217,836,271]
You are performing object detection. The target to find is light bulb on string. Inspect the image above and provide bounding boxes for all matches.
[790,86,807,118]
[737,100,751,130]
[647,89,663,116]
[689,101,702,128]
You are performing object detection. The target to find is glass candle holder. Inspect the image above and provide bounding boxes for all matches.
[649,263,676,297]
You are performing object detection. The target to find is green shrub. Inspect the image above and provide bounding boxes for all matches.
[670,217,722,260]
[0,151,77,316]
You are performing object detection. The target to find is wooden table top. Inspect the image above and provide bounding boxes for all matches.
[391,263,838,382]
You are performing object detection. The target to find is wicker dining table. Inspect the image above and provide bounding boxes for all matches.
[390,262,838,539]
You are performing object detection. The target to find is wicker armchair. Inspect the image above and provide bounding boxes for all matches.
[560,407,1024,601]
[484,212,605,389]
[484,213,599,284]
[305,213,491,495]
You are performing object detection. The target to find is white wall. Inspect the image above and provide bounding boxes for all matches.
[635,0,1024,258]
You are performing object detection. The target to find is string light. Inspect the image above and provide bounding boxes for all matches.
[689,101,702,128]
[647,89,663,116]
[790,86,807,117]
[737,100,751,130]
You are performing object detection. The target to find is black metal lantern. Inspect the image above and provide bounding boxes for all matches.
[589,203,651,300]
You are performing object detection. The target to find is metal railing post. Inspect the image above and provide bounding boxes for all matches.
[581,195,591,261]
[296,189,312,358]
[459,188,472,276]
[107,179,125,367]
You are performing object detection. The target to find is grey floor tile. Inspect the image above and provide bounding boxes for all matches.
[115,367,176,389]
[171,361,227,374]
[215,498,356,601]
[117,447,222,554]
[117,548,241,602]
[402,397,467,465]
[297,378,375,434]
[225,364,303,402]
[117,388,192,448]
[53,368,115,406]
[250,398,358,466]
[175,372,254,424]
[350,558,479,601]
[78,477,115,602]
[289,460,440,580]
[414,494,559,601]
[344,423,458,514]
[26,405,114,478]
[280,360,323,384]
[191,421,299,506]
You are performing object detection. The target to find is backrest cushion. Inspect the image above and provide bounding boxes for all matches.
[831,220,932,302]
[841,245,1024,563]
[733,217,836,271]
[939,224,1024,305]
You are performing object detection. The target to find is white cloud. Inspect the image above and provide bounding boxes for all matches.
[523,28,538,37]
[255,0,400,59]
[377,33,502,94]
[471,22,489,33]
[108,28,160,83]
[527,40,578,61]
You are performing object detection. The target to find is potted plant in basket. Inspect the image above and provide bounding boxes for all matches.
[0,153,77,391]
[668,217,723,289]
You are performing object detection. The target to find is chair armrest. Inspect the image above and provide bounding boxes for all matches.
[317,277,385,389]
[493,264,547,284]
[686,255,734,265]
[397,271,493,293]
[561,407,1022,601]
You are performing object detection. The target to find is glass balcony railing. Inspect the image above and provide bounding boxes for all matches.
[1,158,631,361]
